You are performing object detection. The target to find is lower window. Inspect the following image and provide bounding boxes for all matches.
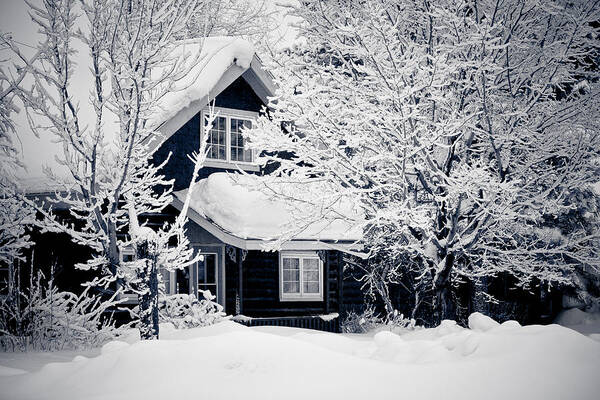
[279,252,323,301]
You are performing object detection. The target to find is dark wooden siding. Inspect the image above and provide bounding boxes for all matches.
[336,252,365,315]
[214,76,264,112]
[226,250,325,317]
[152,112,200,191]
[22,220,96,295]
[225,249,364,319]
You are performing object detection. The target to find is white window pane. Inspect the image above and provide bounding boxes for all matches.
[228,118,253,163]
[304,281,319,294]
[283,257,300,271]
[303,258,319,271]
[197,260,205,283]
[231,118,250,133]
[283,281,300,293]
[243,148,253,162]
[206,116,227,160]
[283,269,299,282]
[303,270,319,282]
[160,269,171,294]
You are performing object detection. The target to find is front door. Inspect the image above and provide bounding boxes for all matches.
[171,246,224,307]
[195,253,218,300]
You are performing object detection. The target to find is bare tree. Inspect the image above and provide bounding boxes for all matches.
[246,0,600,323]
[0,31,34,274]
[2,0,239,338]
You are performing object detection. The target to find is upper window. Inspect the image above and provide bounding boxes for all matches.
[279,252,323,301]
[202,108,256,166]
[121,247,176,296]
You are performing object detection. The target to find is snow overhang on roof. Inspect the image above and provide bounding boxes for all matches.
[145,37,276,154]
[172,173,365,256]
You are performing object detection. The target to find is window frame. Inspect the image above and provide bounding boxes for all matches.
[118,247,138,303]
[200,107,259,170]
[119,247,176,299]
[279,251,324,302]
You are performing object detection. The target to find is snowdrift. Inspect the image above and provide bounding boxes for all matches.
[1,314,599,400]
[555,308,600,338]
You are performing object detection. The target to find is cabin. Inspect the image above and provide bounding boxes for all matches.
[12,38,365,332]
[138,38,364,332]
[13,38,566,331]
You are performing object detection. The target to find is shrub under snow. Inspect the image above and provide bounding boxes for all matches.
[158,291,227,329]
[341,306,417,334]
[0,271,124,352]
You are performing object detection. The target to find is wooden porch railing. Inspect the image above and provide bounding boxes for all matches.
[232,314,340,333]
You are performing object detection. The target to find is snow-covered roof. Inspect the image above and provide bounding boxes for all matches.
[146,37,275,153]
[17,36,275,194]
[149,37,256,129]
[20,176,69,195]
[174,173,362,248]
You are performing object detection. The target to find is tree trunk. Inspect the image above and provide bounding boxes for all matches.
[135,240,159,340]
[432,284,452,325]
[431,253,455,325]
[375,279,394,320]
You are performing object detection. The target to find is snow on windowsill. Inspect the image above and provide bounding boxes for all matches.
[319,313,339,322]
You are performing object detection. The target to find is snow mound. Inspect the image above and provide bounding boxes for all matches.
[554,308,600,336]
[101,341,130,355]
[150,37,255,129]
[555,308,600,327]
[500,320,521,329]
[2,315,599,400]
[468,312,500,332]
[175,172,362,241]
[0,365,27,377]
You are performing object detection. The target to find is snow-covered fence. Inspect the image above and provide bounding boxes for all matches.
[232,314,340,333]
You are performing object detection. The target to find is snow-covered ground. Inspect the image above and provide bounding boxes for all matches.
[1,313,599,400]
[554,308,600,339]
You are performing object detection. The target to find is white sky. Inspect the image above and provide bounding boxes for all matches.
[1,0,67,181]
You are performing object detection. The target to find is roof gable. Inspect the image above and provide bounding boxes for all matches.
[147,49,275,154]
